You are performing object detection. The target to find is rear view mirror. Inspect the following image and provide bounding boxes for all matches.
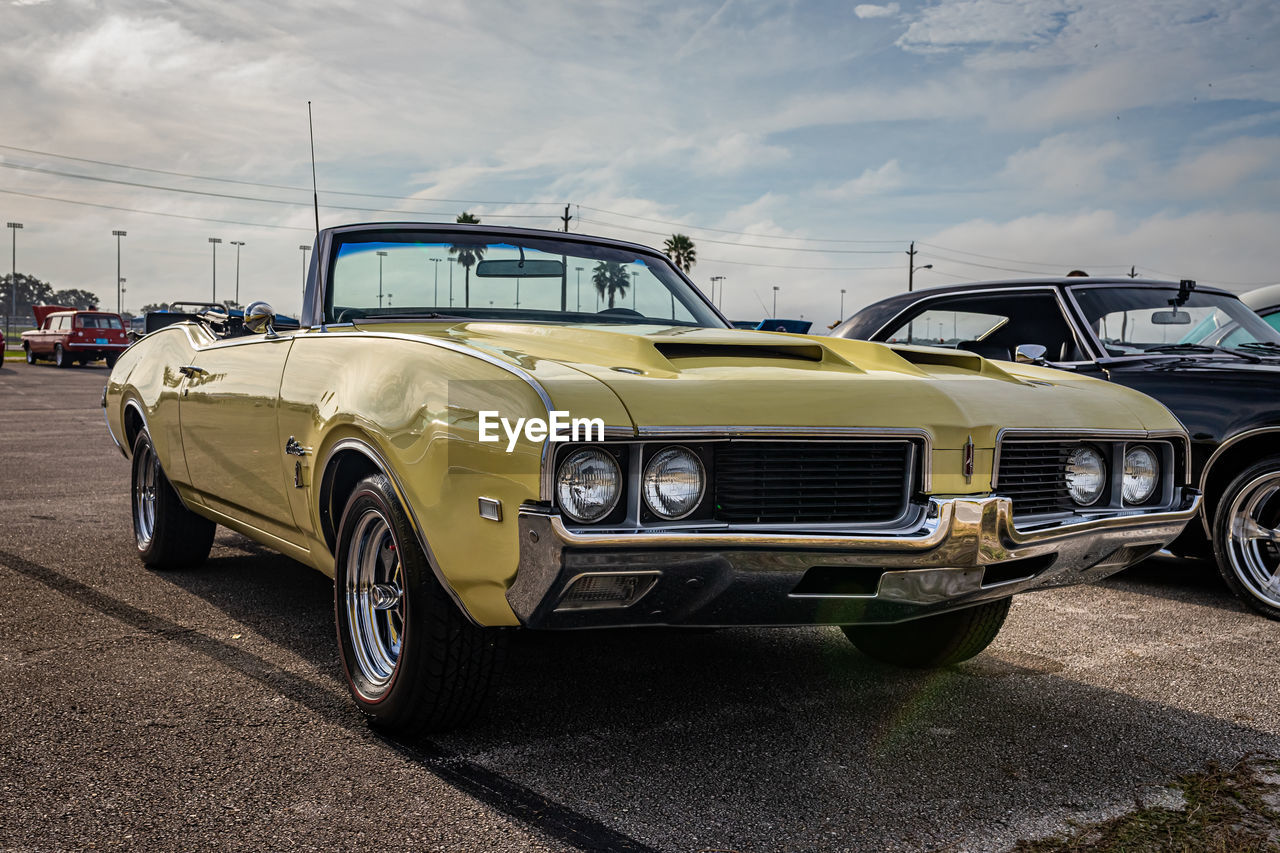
[1152,309,1192,325]
[475,259,565,278]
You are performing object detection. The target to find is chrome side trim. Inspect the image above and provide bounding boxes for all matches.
[320,436,479,625]
[633,426,933,492]
[1197,426,1280,534]
[992,427,1190,488]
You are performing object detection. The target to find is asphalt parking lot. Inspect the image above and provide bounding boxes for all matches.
[1,359,1277,852]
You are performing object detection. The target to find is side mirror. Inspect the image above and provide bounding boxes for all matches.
[244,301,277,337]
[1014,344,1048,364]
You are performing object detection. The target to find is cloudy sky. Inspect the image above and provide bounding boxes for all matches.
[1,0,1278,325]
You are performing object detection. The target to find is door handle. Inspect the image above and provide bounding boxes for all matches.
[177,364,208,377]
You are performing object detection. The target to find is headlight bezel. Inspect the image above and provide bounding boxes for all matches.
[555,446,624,524]
[641,445,708,521]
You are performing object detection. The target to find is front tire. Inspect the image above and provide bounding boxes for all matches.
[334,473,505,735]
[54,344,69,368]
[105,353,119,369]
[131,430,216,569]
[24,344,35,364]
[1213,456,1280,620]
[842,598,1012,668]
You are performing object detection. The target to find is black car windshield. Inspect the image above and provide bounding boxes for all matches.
[1071,286,1280,356]
[325,229,723,328]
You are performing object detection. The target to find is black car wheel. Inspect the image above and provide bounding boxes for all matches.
[334,473,505,736]
[54,344,69,368]
[131,430,216,569]
[105,353,119,369]
[842,597,1012,668]
[1213,456,1280,620]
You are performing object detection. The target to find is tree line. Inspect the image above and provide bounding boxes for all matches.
[0,273,101,316]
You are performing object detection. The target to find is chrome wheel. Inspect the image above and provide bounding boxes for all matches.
[132,440,159,550]
[1223,471,1280,608]
[343,508,406,696]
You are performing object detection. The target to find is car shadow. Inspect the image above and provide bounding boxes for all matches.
[1101,553,1251,615]
[147,530,1280,851]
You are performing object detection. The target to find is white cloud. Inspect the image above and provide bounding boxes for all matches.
[1001,135,1131,195]
[1166,137,1280,196]
[897,0,1073,53]
[823,159,905,198]
[854,3,899,20]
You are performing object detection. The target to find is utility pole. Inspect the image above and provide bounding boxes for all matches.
[112,230,126,315]
[710,275,725,308]
[560,205,572,311]
[208,237,221,302]
[907,241,917,292]
[840,288,846,320]
[7,222,22,345]
[377,251,388,308]
[230,241,245,306]
[630,270,638,309]
[561,205,572,232]
[1128,265,1138,279]
[772,285,779,317]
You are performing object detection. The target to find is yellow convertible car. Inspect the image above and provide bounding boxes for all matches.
[104,222,1200,735]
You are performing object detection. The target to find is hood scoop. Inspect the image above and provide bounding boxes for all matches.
[890,346,985,371]
[653,341,826,363]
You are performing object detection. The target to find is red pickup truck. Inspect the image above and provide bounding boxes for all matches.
[22,305,130,368]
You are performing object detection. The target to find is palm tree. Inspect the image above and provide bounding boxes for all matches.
[592,261,631,309]
[663,233,697,274]
[449,211,484,307]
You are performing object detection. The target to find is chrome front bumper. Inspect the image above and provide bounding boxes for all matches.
[506,489,1201,628]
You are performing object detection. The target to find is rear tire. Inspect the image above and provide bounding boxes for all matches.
[334,473,505,735]
[54,344,69,368]
[1212,456,1280,621]
[105,353,119,369]
[131,430,216,569]
[842,598,1012,668]
[24,344,34,365]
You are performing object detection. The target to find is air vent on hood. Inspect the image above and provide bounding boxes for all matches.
[890,347,985,371]
[653,342,825,362]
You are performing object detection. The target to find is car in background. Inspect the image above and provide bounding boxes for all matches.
[1241,283,1280,334]
[832,277,1280,620]
[730,318,813,333]
[103,223,1199,735]
[22,305,130,368]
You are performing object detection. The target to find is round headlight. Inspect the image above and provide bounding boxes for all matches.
[642,446,706,520]
[556,448,622,523]
[1065,445,1107,506]
[1123,445,1159,504]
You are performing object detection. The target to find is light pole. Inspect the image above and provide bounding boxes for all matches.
[710,275,725,308]
[7,222,22,345]
[208,237,221,302]
[839,288,846,321]
[299,244,311,289]
[112,230,126,315]
[772,286,779,317]
[575,266,583,312]
[630,270,638,309]
[376,251,388,308]
[229,241,245,306]
[429,257,441,305]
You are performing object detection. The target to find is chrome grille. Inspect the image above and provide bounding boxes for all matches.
[713,440,914,525]
[996,442,1075,516]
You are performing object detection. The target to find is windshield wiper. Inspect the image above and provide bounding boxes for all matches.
[1235,341,1280,355]
[361,312,472,321]
[1143,343,1261,363]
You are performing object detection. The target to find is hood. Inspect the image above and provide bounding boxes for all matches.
[367,321,1183,449]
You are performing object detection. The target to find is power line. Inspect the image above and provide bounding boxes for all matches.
[0,160,556,220]
[579,204,907,244]
[917,240,1128,271]
[576,217,898,254]
[0,186,314,231]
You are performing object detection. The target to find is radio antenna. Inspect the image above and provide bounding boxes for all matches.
[307,101,320,235]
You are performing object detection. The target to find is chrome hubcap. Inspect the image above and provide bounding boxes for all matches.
[1225,472,1280,608]
[133,443,159,549]
[344,508,405,695]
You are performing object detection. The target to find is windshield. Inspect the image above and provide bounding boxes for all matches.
[1071,286,1280,355]
[325,229,722,328]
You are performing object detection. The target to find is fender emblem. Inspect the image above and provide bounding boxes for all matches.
[963,435,975,483]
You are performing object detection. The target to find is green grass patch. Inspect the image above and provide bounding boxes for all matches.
[1016,755,1280,852]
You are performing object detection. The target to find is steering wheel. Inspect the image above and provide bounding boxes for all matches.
[596,307,645,318]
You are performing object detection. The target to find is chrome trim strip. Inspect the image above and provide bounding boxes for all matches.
[1197,426,1280,534]
[992,427,1190,488]
[321,437,479,625]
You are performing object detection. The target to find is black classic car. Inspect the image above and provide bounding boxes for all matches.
[833,277,1280,620]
